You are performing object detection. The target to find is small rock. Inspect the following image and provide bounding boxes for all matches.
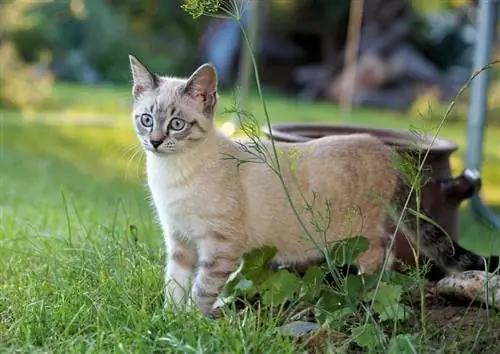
[278,321,319,338]
[436,270,500,308]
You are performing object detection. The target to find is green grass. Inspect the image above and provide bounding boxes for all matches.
[1,82,500,352]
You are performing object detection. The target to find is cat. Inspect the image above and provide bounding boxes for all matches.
[128,54,499,317]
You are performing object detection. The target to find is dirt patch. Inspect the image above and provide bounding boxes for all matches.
[406,284,500,353]
[298,283,500,353]
[232,278,500,352]
[406,283,496,327]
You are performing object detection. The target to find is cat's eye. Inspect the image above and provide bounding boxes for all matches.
[140,113,153,127]
[169,118,186,131]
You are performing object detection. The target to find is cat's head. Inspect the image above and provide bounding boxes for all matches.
[128,54,218,155]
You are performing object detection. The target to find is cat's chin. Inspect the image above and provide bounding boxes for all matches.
[144,148,166,156]
[145,148,178,157]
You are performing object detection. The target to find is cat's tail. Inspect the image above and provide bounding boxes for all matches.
[392,171,499,278]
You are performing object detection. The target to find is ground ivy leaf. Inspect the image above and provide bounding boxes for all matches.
[359,268,385,290]
[365,283,409,322]
[300,266,325,301]
[384,271,418,293]
[365,283,402,308]
[240,246,277,284]
[388,333,419,354]
[261,270,301,306]
[315,292,352,327]
[351,323,385,350]
[343,275,367,306]
[233,278,257,298]
[328,235,369,266]
[378,303,413,322]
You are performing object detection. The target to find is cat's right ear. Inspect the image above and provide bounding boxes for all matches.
[128,54,159,99]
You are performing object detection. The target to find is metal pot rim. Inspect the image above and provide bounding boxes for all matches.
[261,122,459,153]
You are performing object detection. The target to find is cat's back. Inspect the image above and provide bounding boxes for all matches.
[246,132,395,193]
[301,133,396,195]
[306,133,391,159]
[238,132,398,253]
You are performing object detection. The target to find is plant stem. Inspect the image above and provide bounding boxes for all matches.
[238,22,317,247]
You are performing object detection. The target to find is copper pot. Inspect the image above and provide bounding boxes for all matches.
[262,123,482,267]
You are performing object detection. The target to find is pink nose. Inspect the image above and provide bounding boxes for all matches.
[150,130,165,149]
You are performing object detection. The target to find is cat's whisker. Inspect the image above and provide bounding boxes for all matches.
[135,150,145,180]
[119,144,139,160]
[125,147,142,180]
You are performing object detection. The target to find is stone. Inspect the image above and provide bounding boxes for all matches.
[436,270,500,309]
[278,321,320,338]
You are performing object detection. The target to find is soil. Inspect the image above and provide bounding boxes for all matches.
[300,282,500,353]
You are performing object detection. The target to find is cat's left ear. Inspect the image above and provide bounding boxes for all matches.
[183,63,218,112]
[129,54,159,99]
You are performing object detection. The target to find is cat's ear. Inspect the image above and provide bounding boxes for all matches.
[183,63,218,110]
[129,54,159,99]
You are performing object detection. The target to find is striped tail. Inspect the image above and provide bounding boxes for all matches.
[392,172,499,279]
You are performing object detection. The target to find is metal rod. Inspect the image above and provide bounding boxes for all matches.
[231,0,261,131]
[466,0,500,228]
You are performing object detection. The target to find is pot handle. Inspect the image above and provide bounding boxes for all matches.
[439,168,482,202]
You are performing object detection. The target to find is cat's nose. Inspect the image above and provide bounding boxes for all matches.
[150,139,164,149]
[150,131,165,149]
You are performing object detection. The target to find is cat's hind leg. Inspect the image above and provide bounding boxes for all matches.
[355,227,394,274]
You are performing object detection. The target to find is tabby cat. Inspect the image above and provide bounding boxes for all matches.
[128,54,499,317]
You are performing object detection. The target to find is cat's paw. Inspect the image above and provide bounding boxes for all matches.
[164,282,191,310]
[204,307,223,320]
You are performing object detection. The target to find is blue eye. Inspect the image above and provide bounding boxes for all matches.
[169,118,186,131]
[140,113,153,127]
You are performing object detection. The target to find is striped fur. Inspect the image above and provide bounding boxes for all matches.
[392,173,499,279]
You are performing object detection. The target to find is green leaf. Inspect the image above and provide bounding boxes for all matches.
[240,246,277,285]
[365,283,412,322]
[365,283,402,307]
[388,334,419,354]
[328,235,369,266]
[343,274,367,306]
[351,324,385,350]
[315,292,352,327]
[385,270,419,293]
[317,292,347,313]
[261,270,301,307]
[232,278,257,298]
[378,303,413,322]
[338,269,384,305]
[300,266,325,302]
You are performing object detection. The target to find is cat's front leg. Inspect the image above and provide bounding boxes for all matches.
[192,233,242,317]
[164,232,197,309]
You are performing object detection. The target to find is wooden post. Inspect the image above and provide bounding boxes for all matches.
[339,0,365,119]
[226,0,262,135]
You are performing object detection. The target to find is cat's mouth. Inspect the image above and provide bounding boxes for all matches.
[146,146,177,156]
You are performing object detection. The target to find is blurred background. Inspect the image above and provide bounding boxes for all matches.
[0,0,491,112]
[1,0,499,250]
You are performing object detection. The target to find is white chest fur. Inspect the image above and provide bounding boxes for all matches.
[146,153,210,239]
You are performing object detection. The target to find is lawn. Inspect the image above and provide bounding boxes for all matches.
[1,82,500,352]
